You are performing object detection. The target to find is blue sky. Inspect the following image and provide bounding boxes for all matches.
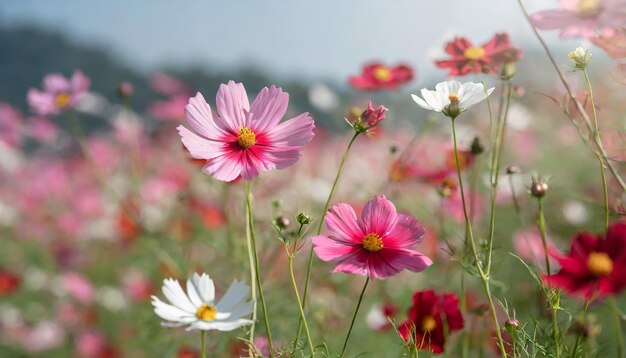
[1,0,586,83]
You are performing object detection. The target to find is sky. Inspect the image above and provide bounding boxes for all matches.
[0,0,586,84]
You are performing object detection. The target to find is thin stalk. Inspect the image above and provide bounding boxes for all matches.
[609,297,624,358]
[451,118,507,357]
[286,250,315,357]
[244,180,274,356]
[297,132,360,339]
[486,81,512,274]
[537,197,560,357]
[201,331,206,358]
[244,187,257,354]
[340,277,370,357]
[516,0,626,193]
[583,69,609,230]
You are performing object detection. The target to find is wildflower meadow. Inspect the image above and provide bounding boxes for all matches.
[2,1,626,357]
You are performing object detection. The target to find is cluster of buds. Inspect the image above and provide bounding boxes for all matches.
[348,100,388,134]
[568,47,592,71]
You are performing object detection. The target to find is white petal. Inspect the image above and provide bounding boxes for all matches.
[151,296,197,323]
[436,80,461,95]
[421,88,445,112]
[411,94,433,110]
[162,278,197,313]
[187,319,253,332]
[228,300,254,319]
[186,276,203,308]
[216,280,249,312]
[195,273,215,303]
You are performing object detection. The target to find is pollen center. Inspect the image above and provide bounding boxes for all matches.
[195,303,217,321]
[578,0,600,16]
[448,93,460,105]
[374,67,392,81]
[362,233,384,252]
[54,92,71,108]
[421,316,437,331]
[237,126,256,149]
[464,47,485,60]
[587,252,613,277]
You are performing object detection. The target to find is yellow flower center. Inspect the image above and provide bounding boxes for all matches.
[54,92,71,108]
[362,233,384,252]
[578,0,600,16]
[464,47,485,61]
[195,303,217,321]
[237,126,256,149]
[374,67,393,82]
[448,93,460,105]
[587,252,613,277]
[421,316,437,331]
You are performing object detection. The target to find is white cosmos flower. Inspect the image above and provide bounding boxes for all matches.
[151,273,253,331]
[411,81,494,118]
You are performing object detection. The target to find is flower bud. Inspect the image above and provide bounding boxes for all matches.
[530,177,549,198]
[360,101,388,128]
[506,165,521,175]
[118,81,134,99]
[568,47,591,71]
[274,216,290,229]
[504,318,520,334]
[470,137,484,155]
[501,62,517,80]
[296,212,311,225]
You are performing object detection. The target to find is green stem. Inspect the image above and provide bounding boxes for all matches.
[610,297,624,358]
[244,186,257,354]
[340,277,369,357]
[244,180,274,356]
[486,81,512,274]
[287,251,315,356]
[297,131,360,341]
[201,331,206,358]
[451,118,507,358]
[583,69,609,230]
[537,197,560,357]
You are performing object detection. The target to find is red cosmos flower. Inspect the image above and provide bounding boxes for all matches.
[399,290,464,354]
[0,270,20,295]
[349,63,414,91]
[435,33,521,77]
[543,222,626,300]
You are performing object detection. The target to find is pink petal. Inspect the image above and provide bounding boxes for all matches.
[249,85,289,133]
[530,10,580,30]
[27,89,57,115]
[177,125,227,159]
[366,253,402,279]
[185,92,233,139]
[43,73,70,93]
[384,214,425,248]
[325,203,365,243]
[215,81,250,130]
[312,235,359,261]
[382,248,432,274]
[202,152,242,182]
[261,146,302,170]
[331,250,368,276]
[361,195,398,236]
[264,112,315,147]
[70,70,90,93]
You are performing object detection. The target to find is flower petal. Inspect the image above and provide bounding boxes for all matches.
[215,81,250,130]
[361,195,398,236]
[216,280,249,312]
[249,85,289,133]
[162,278,197,313]
[312,235,360,262]
[324,203,364,243]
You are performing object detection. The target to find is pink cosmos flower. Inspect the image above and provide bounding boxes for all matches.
[27,70,90,115]
[60,272,95,304]
[29,117,59,144]
[311,195,432,279]
[177,81,315,182]
[530,0,626,39]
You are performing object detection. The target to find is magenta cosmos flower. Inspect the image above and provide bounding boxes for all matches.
[177,81,315,182]
[27,70,90,116]
[311,195,432,279]
[530,0,626,39]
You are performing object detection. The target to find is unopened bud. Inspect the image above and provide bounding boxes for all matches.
[530,177,549,198]
[504,318,520,333]
[470,137,484,155]
[568,47,591,71]
[296,213,311,225]
[501,62,517,80]
[118,81,134,98]
[506,165,521,175]
[274,216,290,229]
